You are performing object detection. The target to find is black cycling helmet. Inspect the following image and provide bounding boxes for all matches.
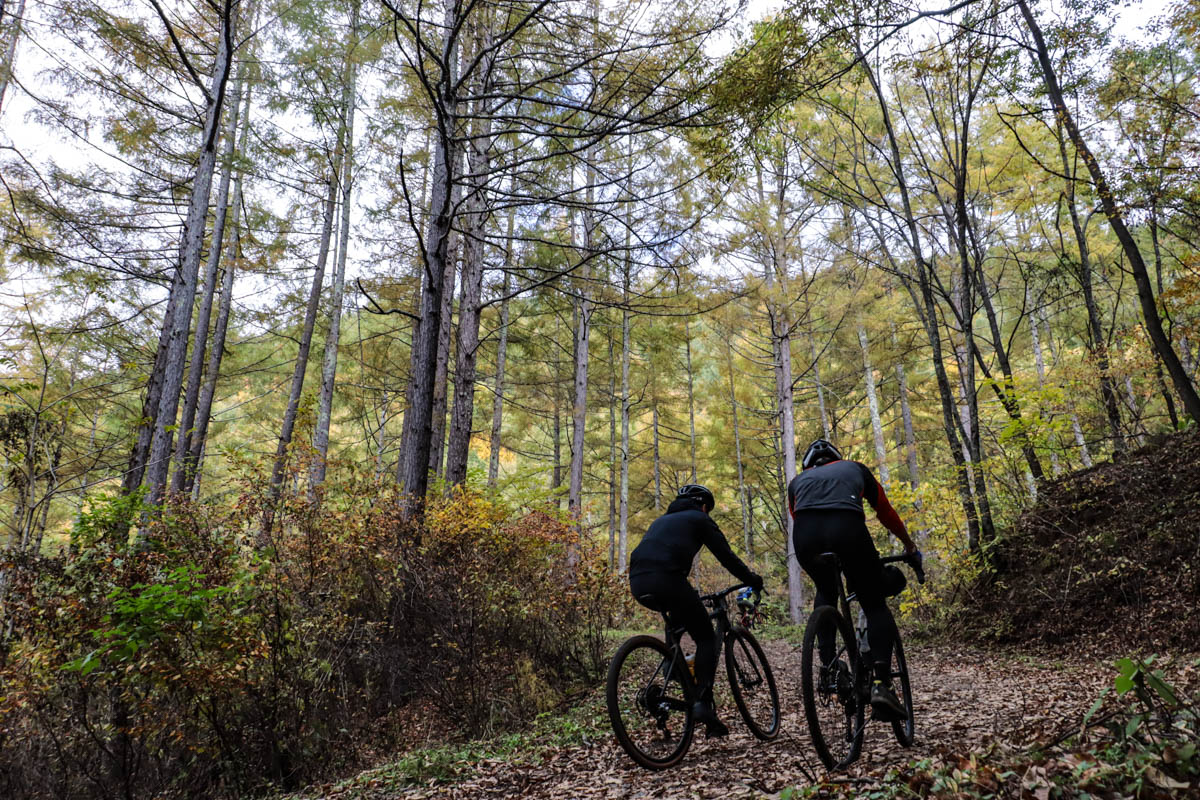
[801,438,842,469]
[676,484,715,510]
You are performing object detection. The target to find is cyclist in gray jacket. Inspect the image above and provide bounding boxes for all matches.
[788,439,919,721]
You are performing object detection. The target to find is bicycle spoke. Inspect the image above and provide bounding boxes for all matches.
[725,630,780,740]
[801,606,864,770]
[607,636,694,769]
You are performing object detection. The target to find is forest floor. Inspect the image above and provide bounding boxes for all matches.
[294,639,1199,800]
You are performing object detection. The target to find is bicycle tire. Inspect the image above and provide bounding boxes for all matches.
[724,626,781,740]
[800,605,864,770]
[606,634,695,770]
[889,633,915,746]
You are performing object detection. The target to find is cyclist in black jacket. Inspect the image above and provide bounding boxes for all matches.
[629,484,764,737]
[788,439,919,722]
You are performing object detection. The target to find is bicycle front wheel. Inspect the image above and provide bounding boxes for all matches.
[724,627,780,740]
[889,633,915,746]
[606,635,695,770]
[800,605,864,770]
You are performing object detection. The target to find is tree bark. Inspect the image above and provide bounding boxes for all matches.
[444,45,495,487]
[182,82,249,495]
[312,15,360,488]
[618,257,632,573]
[487,257,511,488]
[396,1,460,515]
[892,323,919,489]
[264,141,342,531]
[725,337,751,563]
[0,0,28,116]
[171,68,244,494]
[858,324,888,484]
[142,5,238,505]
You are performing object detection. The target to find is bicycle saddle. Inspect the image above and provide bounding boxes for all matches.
[813,552,841,568]
[636,593,665,611]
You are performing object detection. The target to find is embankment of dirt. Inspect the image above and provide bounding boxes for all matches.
[958,429,1200,651]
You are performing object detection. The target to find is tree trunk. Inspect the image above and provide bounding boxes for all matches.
[428,236,459,478]
[264,144,341,531]
[618,260,632,573]
[725,337,751,562]
[396,4,459,515]
[858,324,888,483]
[1028,290,1062,476]
[0,0,28,116]
[444,56,495,487]
[652,402,661,510]
[811,335,831,439]
[171,68,244,494]
[684,320,697,482]
[312,22,360,488]
[487,263,511,488]
[141,8,238,505]
[892,323,919,489]
[182,79,249,495]
[1018,0,1200,425]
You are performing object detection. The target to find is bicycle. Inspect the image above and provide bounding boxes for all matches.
[799,552,925,770]
[606,584,781,769]
[736,587,766,630]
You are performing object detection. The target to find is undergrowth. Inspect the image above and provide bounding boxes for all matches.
[0,466,623,800]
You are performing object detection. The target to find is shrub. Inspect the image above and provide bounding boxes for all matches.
[0,480,621,799]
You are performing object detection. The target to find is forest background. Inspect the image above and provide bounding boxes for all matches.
[1,0,1199,796]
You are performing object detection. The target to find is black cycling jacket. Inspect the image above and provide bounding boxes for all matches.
[629,498,761,588]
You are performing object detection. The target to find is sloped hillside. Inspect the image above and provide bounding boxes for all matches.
[963,430,1200,650]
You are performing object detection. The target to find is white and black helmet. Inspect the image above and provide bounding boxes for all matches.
[801,438,842,469]
[676,484,715,509]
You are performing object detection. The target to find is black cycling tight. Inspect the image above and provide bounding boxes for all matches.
[793,509,898,681]
[629,572,718,696]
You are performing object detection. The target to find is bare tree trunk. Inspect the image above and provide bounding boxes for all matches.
[892,323,919,489]
[0,0,28,116]
[811,335,831,439]
[182,85,248,495]
[428,239,458,478]
[552,390,563,504]
[684,320,697,482]
[171,69,244,493]
[568,272,592,532]
[858,324,888,483]
[1018,0,1200,425]
[618,260,632,573]
[487,266,511,488]
[142,7,238,505]
[608,330,617,567]
[725,337,751,562]
[312,20,360,488]
[652,402,661,510]
[395,2,460,516]
[1028,290,1061,477]
[265,148,341,530]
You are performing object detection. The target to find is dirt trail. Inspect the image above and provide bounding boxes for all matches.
[335,641,1114,799]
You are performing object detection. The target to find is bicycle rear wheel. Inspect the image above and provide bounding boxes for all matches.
[889,634,915,746]
[606,635,695,770]
[800,605,864,770]
[724,627,780,740]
